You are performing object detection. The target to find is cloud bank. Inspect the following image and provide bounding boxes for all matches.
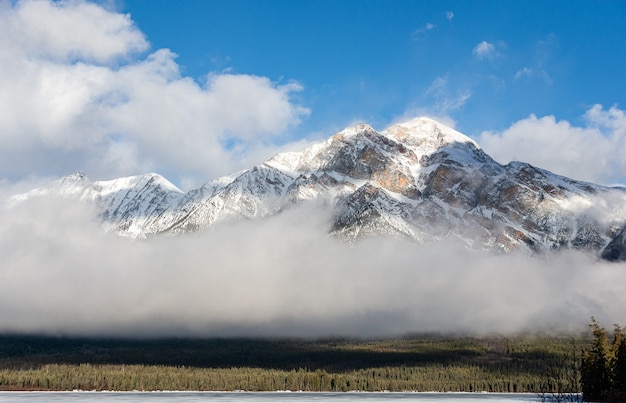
[479,105,626,186]
[0,0,309,189]
[1,194,624,338]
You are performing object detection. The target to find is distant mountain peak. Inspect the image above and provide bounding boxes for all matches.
[383,117,479,149]
[66,170,89,181]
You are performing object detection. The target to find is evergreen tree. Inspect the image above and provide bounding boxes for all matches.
[611,326,626,401]
[581,318,612,402]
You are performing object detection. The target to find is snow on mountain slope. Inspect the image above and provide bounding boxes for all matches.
[12,117,626,259]
[82,173,186,238]
[11,171,186,238]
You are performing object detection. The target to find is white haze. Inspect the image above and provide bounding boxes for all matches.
[1,194,625,339]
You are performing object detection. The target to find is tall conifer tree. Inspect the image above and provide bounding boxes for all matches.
[581,318,612,402]
[612,326,626,401]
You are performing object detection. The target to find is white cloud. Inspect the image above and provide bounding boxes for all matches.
[585,103,626,133]
[478,105,626,185]
[472,41,496,61]
[0,0,148,63]
[0,0,309,189]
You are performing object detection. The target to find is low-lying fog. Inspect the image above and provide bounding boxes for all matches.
[1,194,624,338]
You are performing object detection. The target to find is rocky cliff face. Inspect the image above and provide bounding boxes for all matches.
[15,117,626,259]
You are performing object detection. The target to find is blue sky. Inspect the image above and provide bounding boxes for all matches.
[124,0,625,135]
[0,0,625,189]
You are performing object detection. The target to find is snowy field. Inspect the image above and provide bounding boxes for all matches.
[0,392,544,402]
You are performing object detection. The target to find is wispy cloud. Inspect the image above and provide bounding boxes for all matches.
[514,66,552,84]
[513,34,558,86]
[396,76,471,129]
[426,76,447,95]
[412,22,436,40]
[209,53,232,69]
[426,76,471,112]
[472,41,497,61]
[514,66,533,79]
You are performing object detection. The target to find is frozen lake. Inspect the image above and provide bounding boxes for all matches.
[0,392,544,402]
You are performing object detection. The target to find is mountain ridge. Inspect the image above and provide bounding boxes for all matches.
[11,117,626,260]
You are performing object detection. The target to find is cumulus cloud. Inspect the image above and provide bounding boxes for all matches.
[478,104,626,185]
[0,195,624,338]
[0,0,309,189]
[0,0,148,63]
[472,41,496,60]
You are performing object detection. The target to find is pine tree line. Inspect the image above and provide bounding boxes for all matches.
[0,334,590,393]
[0,363,558,392]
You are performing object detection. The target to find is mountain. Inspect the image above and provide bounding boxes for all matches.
[12,117,626,260]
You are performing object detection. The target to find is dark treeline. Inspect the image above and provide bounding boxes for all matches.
[0,334,588,392]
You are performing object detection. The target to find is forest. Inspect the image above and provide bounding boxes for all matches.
[0,332,587,394]
[1,320,624,401]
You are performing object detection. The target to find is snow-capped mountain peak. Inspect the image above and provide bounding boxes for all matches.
[383,117,479,148]
[89,173,183,198]
[12,117,626,260]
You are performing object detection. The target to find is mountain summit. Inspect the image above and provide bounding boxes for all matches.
[16,117,626,260]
